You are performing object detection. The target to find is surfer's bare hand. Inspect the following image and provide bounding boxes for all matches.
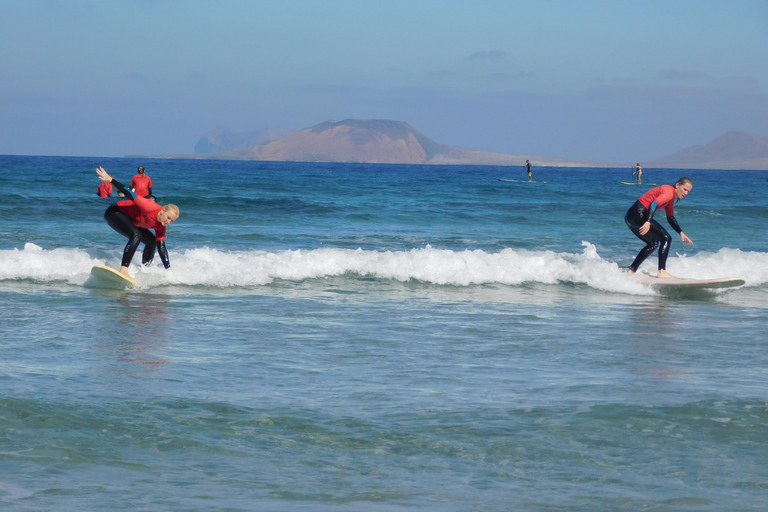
[681,232,692,244]
[639,222,650,235]
[96,166,112,182]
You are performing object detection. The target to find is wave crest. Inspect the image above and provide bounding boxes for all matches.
[2,242,765,294]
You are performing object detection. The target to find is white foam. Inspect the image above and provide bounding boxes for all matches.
[0,243,96,285]
[662,247,768,284]
[1,242,765,294]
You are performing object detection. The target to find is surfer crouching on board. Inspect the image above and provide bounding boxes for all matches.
[96,166,179,279]
[625,177,693,278]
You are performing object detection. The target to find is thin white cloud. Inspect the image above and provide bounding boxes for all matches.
[468,50,508,61]
[657,69,712,81]
[425,70,455,81]
[486,71,535,81]
[725,75,759,87]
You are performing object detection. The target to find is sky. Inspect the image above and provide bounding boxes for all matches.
[1,0,767,162]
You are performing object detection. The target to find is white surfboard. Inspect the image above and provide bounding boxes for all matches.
[633,274,744,289]
[620,182,656,185]
[499,179,551,183]
[87,265,138,289]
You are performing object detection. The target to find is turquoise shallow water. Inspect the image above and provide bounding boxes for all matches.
[1,155,768,511]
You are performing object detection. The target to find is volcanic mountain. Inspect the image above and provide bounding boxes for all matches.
[207,119,594,166]
[194,126,295,153]
[649,131,768,169]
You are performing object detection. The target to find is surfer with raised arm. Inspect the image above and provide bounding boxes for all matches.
[96,166,179,279]
[625,177,693,278]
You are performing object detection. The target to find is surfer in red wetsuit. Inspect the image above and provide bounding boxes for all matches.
[625,177,693,278]
[96,181,113,197]
[130,166,153,198]
[96,166,179,279]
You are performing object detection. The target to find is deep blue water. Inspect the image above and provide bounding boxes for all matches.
[1,155,768,511]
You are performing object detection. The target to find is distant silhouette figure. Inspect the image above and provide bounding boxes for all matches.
[524,160,532,182]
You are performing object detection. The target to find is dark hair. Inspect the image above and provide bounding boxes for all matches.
[138,166,145,174]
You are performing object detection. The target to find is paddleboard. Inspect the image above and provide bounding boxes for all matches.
[499,179,551,183]
[88,265,138,289]
[633,274,744,289]
[620,182,656,185]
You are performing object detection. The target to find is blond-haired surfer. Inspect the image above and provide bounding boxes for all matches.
[96,167,179,278]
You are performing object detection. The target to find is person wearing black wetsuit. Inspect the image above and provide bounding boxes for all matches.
[96,167,179,278]
[624,177,693,278]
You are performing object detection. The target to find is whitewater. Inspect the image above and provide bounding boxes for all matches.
[4,241,768,297]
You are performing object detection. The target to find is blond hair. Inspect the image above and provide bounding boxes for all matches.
[163,204,180,219]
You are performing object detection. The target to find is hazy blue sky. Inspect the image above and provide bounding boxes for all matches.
[1,0,766,162]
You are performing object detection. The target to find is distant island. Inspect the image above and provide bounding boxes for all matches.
[194,126,295,153]
[645,131,768,170]
[147,119,768,170]
[188,119,602,167]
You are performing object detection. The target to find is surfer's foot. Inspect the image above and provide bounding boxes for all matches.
[626,269,636,274]
[120,266,133,279]
[657,269,676,279]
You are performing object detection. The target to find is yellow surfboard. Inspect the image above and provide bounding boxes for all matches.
[88,265,138,289]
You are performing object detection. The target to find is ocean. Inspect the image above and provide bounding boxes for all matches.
[1,155,767,511]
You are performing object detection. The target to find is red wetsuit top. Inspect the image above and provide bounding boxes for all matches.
[130,174,153,197]
[117,195,166,241]
[97,182,113,197]
[638,184,676,217]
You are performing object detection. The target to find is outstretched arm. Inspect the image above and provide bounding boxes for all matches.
[667,215,693,244]
[96,167,134,200]
[674,223,693,244]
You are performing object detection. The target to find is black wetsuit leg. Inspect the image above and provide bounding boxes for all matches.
[625,201,672,272]
[141,237,157,265]
[104,204,157,268]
